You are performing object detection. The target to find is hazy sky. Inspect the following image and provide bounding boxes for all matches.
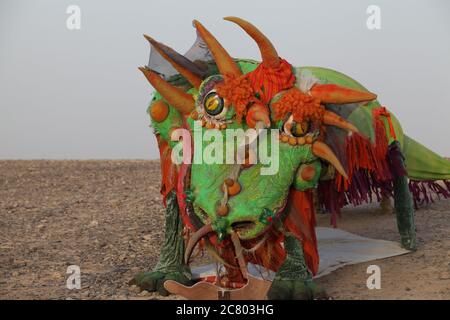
[1,0,449,159]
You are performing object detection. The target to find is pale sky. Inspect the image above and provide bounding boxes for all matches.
[1,0,449,159]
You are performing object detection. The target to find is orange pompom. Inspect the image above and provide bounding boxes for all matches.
[150,100,169,122]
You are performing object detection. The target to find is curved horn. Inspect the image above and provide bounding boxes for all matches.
[139,67,195,114]
[310,83,377,104]
[224,16,280,69]
[184,223,213,264]
[230,232,248,279]
[193,20,241,77]
[312,141,348,179]
[143,35,203,88]
[323,110,359,133]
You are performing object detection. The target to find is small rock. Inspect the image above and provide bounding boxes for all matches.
[129,285,140,293]
[138,290,150,297]
[142,234,152,241]
[438,272,450,280]
[88,220,99,228]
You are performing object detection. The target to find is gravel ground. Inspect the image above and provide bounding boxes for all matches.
[0,160,449,300]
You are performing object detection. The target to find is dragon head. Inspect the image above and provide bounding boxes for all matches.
[139,17,377,267]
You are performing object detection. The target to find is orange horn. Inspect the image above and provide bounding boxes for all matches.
[193,20,241,77]
[310,84,377,104]
[139,67,195,114]
[143,35,203,89]
[224,16,279,69]
[323,110,359,133]
[312,141,348,179]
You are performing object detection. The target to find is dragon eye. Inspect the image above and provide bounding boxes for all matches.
[290,121,310,137]
[280,115,317,145]
[203,91,224,116]
[283,115,310,138]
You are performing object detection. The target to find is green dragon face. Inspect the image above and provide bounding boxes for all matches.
[187,75,321,241]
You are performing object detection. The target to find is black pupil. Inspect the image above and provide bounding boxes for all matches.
[291,121,308,137]
[204,92,224,116]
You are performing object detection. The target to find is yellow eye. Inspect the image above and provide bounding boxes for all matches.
[290,121,309,137]
[204,92,224,116]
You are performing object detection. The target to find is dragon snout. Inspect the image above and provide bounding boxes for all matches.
[185,203,278,264]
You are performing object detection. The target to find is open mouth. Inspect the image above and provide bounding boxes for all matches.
[192,203,283,240]
[231,220,256,234]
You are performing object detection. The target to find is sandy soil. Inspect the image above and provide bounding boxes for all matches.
[0,160,449,300]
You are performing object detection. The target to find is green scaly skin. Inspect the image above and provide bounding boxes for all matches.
[137,59,450,298]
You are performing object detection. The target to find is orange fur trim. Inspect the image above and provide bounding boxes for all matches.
[335,131,391,191]
[372,106,397,140]
[247,58,296,104]
[271,88,325,125]
[216,74,256,123]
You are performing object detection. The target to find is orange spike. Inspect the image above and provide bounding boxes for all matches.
[310,84,377,104]
[193,20,241,77]
[139,67,194,114]
[312,141,348,179]
[143,35,203,88]
[224,16,279,69]
[323,110,359,133]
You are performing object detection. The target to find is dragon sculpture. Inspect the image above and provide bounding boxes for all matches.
[130,17,450,299]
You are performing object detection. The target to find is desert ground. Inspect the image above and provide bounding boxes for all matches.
[0,160,449,300]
